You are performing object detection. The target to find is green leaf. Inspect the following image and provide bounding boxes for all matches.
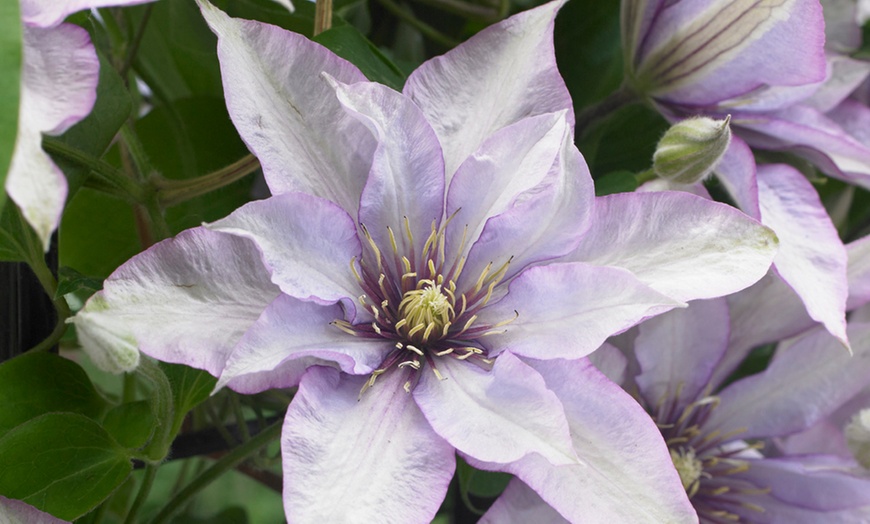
[594,170,639,196]
[172,506,249,524]
[579,104,669,176]
[161,361,217,434]
[55,266,103,298]
[49,50,132,197]
[0,201,42,263]
[0,413,132,521]
[314,26,406,90]
[456,456,511,513]
[0,0,21,217]
[103,400,155,450]
[554,0,623,111]
[0,352,108,439]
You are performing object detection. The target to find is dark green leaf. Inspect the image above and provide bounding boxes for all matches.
[103,400,155,450]
[0,0,21,216]
[554,0,623,111]
[314,26,406,90]
[579,104,668,176]
[55,266,103,298]
[0,413,132,521]
[49,51,132,197]
[595,170,639,196]
[0,352,108,438]
[161,361,217,434]
[0,201,42,263]
[456,456,510,513]
[172,506,249,524]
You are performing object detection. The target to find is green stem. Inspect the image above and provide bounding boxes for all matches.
[230,393,251,443]
[42,137,145,202]
[155,155,260,207]
[136,358,175,463]
[374,0,461,47]
[635,168,657,185]
[123,464,159,524]
[120,4,154,79]
[575,85,641,140]
[149,419,283,524]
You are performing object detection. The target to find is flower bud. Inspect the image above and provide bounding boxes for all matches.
[68,295,140,374]
[846,408,870,469]
[653,116,731,185]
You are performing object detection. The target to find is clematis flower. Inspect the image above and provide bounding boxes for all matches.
[10,0,154,250]
[74,0,778,520]
[622,0,853,348]
[486,298,870,523]
[0,495,68,524]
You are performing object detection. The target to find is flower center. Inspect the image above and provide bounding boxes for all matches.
[670,447,704,498]
[331,216,516,395]
[845,408,870,469]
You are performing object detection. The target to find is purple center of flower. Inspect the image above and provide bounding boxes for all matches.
[654,394,770,522]
[331,216,517,394]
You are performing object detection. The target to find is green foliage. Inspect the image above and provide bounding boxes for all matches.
[456,456,512,513]
[55,266,104,299]
[314,25,407,90]
[103,400,155,450]
[0,201,42,263]
[0,352,108,438]
[594,170,639,196]
[0,0,21,217]
[161,362,218,435]
[579,104,669,176]
[0,413,132,521]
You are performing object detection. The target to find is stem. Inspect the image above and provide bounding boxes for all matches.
[120,4,154,79]
[230,394,251,443]
[314,0,332,35]
[137,358,176,463]
[155,155,260,207]
[408,0,500,21]
[575,85,641,140]
[42,137,145,202]
[374,0,461,47]
[123,464,159,524]
[635,168,657,185]
[149,419,283,524]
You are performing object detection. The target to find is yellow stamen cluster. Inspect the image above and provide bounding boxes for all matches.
[397,281,454,344]
[670,447,704,498]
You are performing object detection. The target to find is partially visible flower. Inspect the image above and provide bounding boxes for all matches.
[9,0,154,249]
[74,1,778,521]
[0,495,68,524]
[621,0,853,351]
[487,298,870,523]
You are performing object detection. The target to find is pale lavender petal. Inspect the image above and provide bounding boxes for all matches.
[635,298,730,409]
[413,352,577,466]
[206,193,363,318]
[199,1,375,214]
[620,0,665,70]
[21,0,156,28]
[446,113,594,288]
[472,359,698,524]
[829,99,870,150]
[714,137,760,217]
[638,0,826,106]
[586,343,628,386]
[706,323,870,440]
[848,235,870,310]
[822,0,863,52]
[78,227,280,377]
[282,367,454,524]
[329,78,444,251]
[477,262,682,361]
[757,164,848,346]
[7,25,98,249]
[567,191,778,302]
[404,0,572,178]
[0,496,68,524]
[216,295,392,393]
[480,479,569,524]
[805,56,870,113]
[780,418,852,459]
[737,106,870,188]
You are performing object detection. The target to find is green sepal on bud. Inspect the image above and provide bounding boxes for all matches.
[653,115,732,185]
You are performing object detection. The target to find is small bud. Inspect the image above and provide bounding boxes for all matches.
[68,295,140,374]
[846,408,870,469]
[653,115,731,185]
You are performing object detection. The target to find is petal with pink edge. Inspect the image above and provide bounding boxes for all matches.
[216,294,392,394]
[0,495,68,524]
[404,0,572,178]
[566,191,778,302]
[7,25,98,249]
[21,0,156,28]
[478,262,683,361]
[206,192,364,318]
[282,366,454,524]
[469,359,698,524]
[757,164,849,347]
[198,1,375,215]
[480,479,569,524]
[413,352,577,466]
[76,227,280,377]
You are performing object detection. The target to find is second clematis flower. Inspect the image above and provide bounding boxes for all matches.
[75,0,779,520]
